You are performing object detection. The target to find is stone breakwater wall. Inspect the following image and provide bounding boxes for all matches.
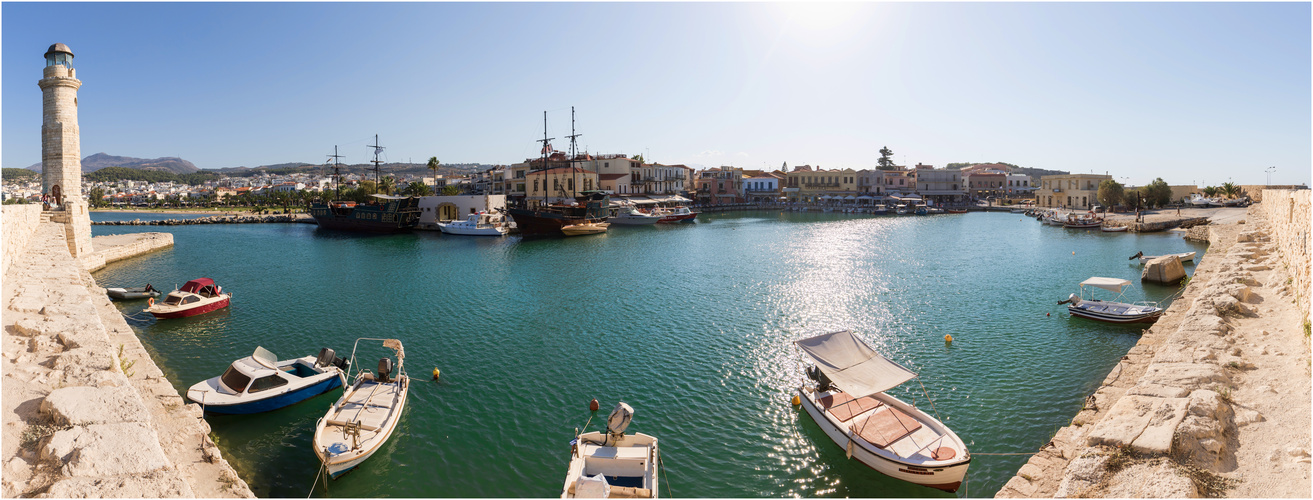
[93,213,311,226]
[1127,216,1209,233]
[996,203,1311,498]
[1260,189,1310,324]
[82,232,174,272]
[2,205,43,277]
[2,221,252,497]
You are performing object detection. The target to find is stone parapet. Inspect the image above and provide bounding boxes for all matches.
[1260,189,1311,324]
[2,205,43,277]
[83,232,174,272]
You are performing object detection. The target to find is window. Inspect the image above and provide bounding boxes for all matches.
[248,375,289,393]
[533,180,538,192]
[219,366,252,393]
[182,295,200,305]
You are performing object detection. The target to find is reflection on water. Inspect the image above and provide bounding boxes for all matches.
[93,211,1204,498]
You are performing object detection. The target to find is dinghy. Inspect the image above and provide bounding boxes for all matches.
[186,346,349,414]
[562,402,660,498]
[795,330,970,492]
[106,284,161,300]
[1130,251,1196,264]
[1059,277,1163,324]
[313,338,409,479]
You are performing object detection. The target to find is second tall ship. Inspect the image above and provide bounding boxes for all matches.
[506,109,610,237]
[309,136,421,233]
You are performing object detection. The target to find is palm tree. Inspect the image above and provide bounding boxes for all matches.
[379,176,396,196]
[427,157,440,192]
[1220,182,1240,200]
[1202,186,1218,198]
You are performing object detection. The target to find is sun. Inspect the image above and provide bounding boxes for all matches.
[770,2,871,46]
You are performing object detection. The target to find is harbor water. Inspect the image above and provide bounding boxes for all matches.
[92,211,1206,497]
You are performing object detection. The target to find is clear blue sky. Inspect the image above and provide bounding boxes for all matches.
[4,2,1309,186]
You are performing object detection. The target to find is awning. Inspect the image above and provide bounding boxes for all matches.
[1080,277,1130,293]
[371,194,411,200]
[820,195,833,200]
[844,195,856,200]
[795,330,916,398]
[856,195,875,200]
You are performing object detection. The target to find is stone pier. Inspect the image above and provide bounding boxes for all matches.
[996,192,1311,498]
[2,209,252,497]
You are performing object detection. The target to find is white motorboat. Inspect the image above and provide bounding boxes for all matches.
[562,222,610,236]
[186,346,349,414]
[438,211,510,236]
[1130,251,1196,264]
[562,403,660,498]
[1189,194,1217,207]
[1101,225,1129,232]
[795,331,970,492]
[146,278,231,319]
[608,206,662,225]
[1059,277,1163,324]
[313,338,409,479]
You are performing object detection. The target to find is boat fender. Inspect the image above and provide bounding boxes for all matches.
[147,297,154,307]
[432,368,440,381]
[589,398,599,412]
[791,394,801,406]
[944,334,953,343]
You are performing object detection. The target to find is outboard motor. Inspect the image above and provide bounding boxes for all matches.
[806,365,834,392]
[606,402,634,437]
[377,357,393,383]
[315,348,336,368]
[1058,293,1081,306]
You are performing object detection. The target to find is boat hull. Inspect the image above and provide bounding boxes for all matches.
[1101,226,1129,232]
[193,374,343,414]
[507,208,605,236]
[150,296,230,319]
[438,225,507,236]
[107,288,161,300]
[797,388,970,492]
[310,200,420,233]
[1068,304,1162,324]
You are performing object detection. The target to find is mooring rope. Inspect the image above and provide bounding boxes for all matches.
[307,461,327,498]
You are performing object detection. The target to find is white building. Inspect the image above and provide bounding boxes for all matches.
[416,194,506,230]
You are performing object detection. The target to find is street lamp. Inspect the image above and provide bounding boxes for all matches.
[1266,166,1276,186]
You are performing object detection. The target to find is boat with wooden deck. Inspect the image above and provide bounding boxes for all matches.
[1059,277,1163,324]
[312,338,409,479]
[561,222,610,236]
[794,330,970,492]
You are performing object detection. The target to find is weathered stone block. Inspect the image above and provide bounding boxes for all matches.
[1138,363,1230,393]
[1142,256,1186,284]
[1087,395,1160,448]
[1102,461,1198,498]
[41,423,171,477]
[41,386,150,426]
[1130,397,1190,454]
[41,470,193,498]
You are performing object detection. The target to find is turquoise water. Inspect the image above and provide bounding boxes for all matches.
[92,211,1205,498]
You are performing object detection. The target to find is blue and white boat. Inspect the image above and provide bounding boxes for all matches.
[186,346,350,414]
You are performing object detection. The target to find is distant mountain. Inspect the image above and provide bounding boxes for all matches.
[26,153,200,175]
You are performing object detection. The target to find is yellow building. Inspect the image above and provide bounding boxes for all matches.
[1035,173,1110,209]
[783,167,860,202]
[524,167,599,207]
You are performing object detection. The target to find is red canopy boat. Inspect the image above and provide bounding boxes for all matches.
[146,278,231,319]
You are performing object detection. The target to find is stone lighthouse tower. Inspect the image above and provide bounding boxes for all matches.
[38,43,93,259]
[39,43,82,205]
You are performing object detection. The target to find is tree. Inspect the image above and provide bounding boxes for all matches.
[877,147,896,170]
[87,187,106,208]
[1096,179,1123,208]
[359,180,377,195]
[1202,186,1218,198]
[405,182,432,197]
[427,157,440,192]
[631,154,645,163]
[379,176,396,195]
[1143,178,1172,208]
[1220,182,1240,199]
[441,184,460,196]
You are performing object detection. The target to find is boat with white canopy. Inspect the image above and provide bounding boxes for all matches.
[794,330,970,492]
[1059,277,1163,324]
[561,402,660,498]
[312,338,409,479]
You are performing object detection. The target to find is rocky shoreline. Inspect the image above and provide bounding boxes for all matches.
[996,198,1311,498]
[92,213,313,226]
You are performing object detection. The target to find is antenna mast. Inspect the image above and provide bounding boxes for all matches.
[368,134,385,193]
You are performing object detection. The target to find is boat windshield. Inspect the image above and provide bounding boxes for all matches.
[164,294,184,306]
[220,365,252,393]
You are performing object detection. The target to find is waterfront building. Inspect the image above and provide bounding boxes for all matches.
[416,194,506,228]
[695,167,745,205]
[881,168,915,197]
[856,169,885,197]
[966,172,1006,200]
[524,166,598,208]
[1005,174,1035,198]
[743,171,781,202]
[630,163,687,197]
[913,166,965,206]
[507,163,530,203]
[1035,173,1111,209]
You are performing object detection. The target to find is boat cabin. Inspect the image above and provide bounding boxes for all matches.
[163,278,223,305]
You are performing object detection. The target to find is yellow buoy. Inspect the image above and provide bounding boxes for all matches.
[945,334,953,343]
[791,394,801,406]
[432,368,440,381]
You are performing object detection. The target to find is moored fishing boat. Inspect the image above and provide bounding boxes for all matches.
[654,206,697,223]
[438,211,510,236]
[562,222,610,236]
[794,330,971,492]
[608,205,663,225]
[186,346,350,414]
[1101,224,1129,232]
[1058,277,1163,324]
[106,284,161,300]
[313,338,409,479]
[145,278,231,319]
[562,403,660,498]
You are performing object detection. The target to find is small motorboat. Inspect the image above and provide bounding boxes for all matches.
[438,211,510,236]
[1130,251,1196,264]
[106,284,162,300]
[914,204,929,215]
[872,206,891,215]
[654,206,697,223]
[795,330,971,492]
[895,204,910,215]
[146,278,231,319]
[1059,277,1163,324]
[1063,214,1103,229]
[946,208,968,214]
[562,402,660,498]
[562,222,610,236]
[1101,225,1129,232]
[313,338,409,479]
[608,206,662,225]
[186,346,350,414]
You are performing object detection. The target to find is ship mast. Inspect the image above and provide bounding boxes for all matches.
[535,112,554,208]
[368,134,384,194]
[566,106,582,198]
[327,145,344,200]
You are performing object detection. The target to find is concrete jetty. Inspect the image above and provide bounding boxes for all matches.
[2,205,252,497]
[996,191,1311,498]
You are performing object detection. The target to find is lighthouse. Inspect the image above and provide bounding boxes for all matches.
[38,43,93,260]
[39,43,83,206]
